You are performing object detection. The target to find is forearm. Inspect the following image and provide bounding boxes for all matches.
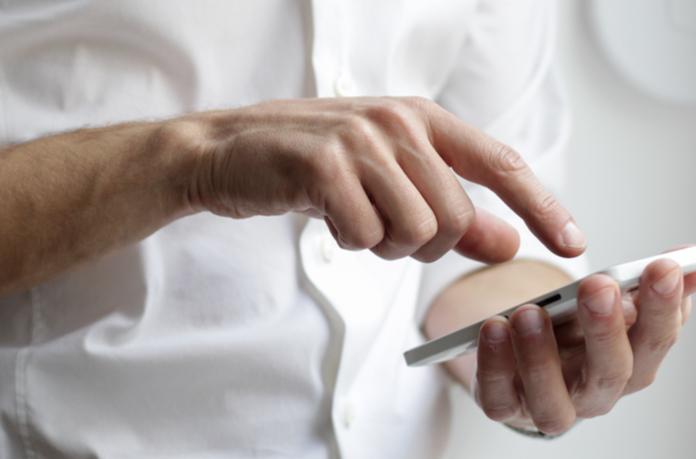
[424,259,573,392]
[0,95,585,298]
[0,119,202,295]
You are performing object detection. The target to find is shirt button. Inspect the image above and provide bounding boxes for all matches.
[334,74,355,97]
[320,235,337,263]
[342,401,356,429]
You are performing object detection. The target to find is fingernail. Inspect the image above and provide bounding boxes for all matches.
[583,287,616,316]
[652,268,680,297]
[513,309,543,336]
[561,221,586,249]
[484,320,508,343]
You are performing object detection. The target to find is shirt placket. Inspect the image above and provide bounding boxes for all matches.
[310,0,358,98]
[298,218,388,456]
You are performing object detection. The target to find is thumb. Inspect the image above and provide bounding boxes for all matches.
[455,207,520,264]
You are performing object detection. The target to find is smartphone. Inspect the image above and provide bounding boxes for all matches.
[404,246,696,367]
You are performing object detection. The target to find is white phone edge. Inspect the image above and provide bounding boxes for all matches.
[404,246,696,367]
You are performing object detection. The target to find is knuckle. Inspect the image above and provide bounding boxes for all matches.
[315,138,343,169]
[304,181,328,214]
[397,215,438,247]
[530,192,561,221]
[588,325,625,347]
[477,367,513,384]
[522,363,554,384]
[343,225,383,250]
[629,372,657,392]
[343,114,376,141]
[645,332,679,355]
[590,368,632,392]
[314,141,350,183]
[488,142,528,175]
[439,206,475,238]
[365,100,414,130]
[402,96,434,111]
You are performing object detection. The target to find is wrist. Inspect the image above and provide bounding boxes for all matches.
[151,115,219,217]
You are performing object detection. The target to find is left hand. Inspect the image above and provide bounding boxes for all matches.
[473,258,696,435]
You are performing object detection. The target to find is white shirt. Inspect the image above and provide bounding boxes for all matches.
[0,1,587,458]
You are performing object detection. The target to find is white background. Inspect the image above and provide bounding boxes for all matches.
[445,0,696,457]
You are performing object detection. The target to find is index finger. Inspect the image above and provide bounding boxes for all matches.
[423,102,586,258]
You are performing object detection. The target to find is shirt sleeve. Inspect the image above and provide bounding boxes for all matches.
[415,0,589,323]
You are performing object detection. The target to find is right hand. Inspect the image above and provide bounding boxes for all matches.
[173,97,586,263]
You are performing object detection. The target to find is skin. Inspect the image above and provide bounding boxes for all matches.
[0,97,583,295]
[3,95,686,434]
[426,258,696,435]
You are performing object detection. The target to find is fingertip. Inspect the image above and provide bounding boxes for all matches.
[559,221,587,254]
[561,245,587,258]
[644,259,682,298]
[658,246,696,294]
[541,220,587,259]
[481,316,511,345]
[510,304,548,338]
[510,303,545,320]
[643,258,681,282]
[578,274,618,299]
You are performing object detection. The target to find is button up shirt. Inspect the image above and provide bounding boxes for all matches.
[0,1,587,457]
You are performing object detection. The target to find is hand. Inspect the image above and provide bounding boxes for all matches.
[172,97,586,262]
[473,256,696,435]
